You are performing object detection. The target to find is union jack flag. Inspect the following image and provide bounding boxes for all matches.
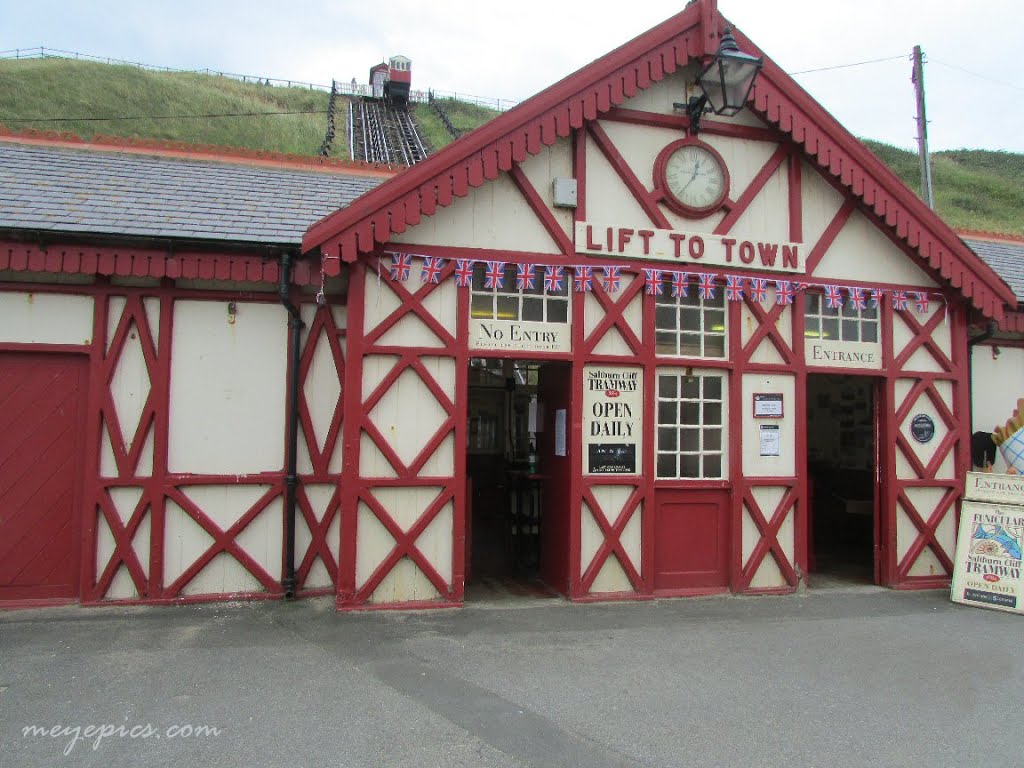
[848,287,867,310]
[725,275,744,301]
[698,273,716,300]
[574,266,594,292]
[484,261,506,290]
[389,252,412,281]
[913,291,929,313]
[644,268,663,295]
[454,259,475,287]
[420,256,444,284]
[775,280,794,305]
[602,266,622,293]
[892,290,908,311]
[749,278,767,303]
[870,288,884,309]
[825,285,843,309]
[670,271,689,298]
[544,266,564,292]
[516,263,536,290]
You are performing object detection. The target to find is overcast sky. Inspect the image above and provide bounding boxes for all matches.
[4,1,1021,152]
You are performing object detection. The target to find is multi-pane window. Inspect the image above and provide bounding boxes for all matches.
[470,264,569,323]
[654,285,727,358]
[805,292,879,342]
[656,372,725,479]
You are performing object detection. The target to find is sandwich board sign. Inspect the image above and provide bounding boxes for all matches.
[950,472,1024,615]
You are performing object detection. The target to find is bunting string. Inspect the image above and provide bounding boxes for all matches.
[379,251,948,315]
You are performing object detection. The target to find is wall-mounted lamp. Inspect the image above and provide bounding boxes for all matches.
[681,27,763,134]
[227,301,237,324]
[992,345,1001,360]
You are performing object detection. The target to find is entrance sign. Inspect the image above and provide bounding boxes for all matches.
[583,366,642,474]
[471,319,570,353]
[806,339,882,370]
[575,221,804,274]
[951,472,1024,615]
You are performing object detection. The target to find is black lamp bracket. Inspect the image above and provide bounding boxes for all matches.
[673,95,710,135]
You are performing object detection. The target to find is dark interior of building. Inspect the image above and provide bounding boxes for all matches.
[806,374,877,585]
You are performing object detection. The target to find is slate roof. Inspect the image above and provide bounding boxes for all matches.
[0,141,384,246]
[963,237,1024,303]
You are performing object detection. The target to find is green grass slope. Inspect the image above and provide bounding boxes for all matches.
[0,58,331,155]
[863,141,1024,236]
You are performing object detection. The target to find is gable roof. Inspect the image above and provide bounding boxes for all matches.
[0,139,385,247]
[301,0,1015,322]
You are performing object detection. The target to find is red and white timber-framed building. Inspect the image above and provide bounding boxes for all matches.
[2,0,1020,611]
[301,0,1016,609]
[0,133,393,607]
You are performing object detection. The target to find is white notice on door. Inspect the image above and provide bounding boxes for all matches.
[555,408,567,457]
[759,424,780,457]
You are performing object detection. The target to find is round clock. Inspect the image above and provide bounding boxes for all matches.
[654,139,730,217]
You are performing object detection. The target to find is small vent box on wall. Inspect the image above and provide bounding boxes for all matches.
[552,177,578,208]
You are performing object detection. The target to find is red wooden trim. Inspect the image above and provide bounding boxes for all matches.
[579,486,644,592]
[727,296,744,591]
[0,342,90,354]
[573,128,587,222]
[737,486,800,591]
[587,121,672,229]
[507,165,575,257]
[2,240,321,286]
[337,262,366,606]
[891,305,954,373]
[583,278,645,356]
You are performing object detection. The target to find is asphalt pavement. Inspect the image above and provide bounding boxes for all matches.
[0,586,1019,768]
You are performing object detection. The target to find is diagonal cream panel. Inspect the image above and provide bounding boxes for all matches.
[419,277,458,340]
[586,135,660,225]
[518,138,575,240]
[722,159,790,245]
[367,368,448,468]
[617,68,696,115]
[109,319,151,453]
[390,173,561,254]
[369,557,441,603]
[362,355,400,400]
[898,388,951,470]
[163,499,215,586]
[416,501,454,585]
[234,498,284,583]
[813,210,938,286]
[749,552,785,589]
[800,163,844,254]
[302,324,342,454]
[359,433,400,478]
[182,551,263,596]
[580,502,603,574]
[356,502,394,590]
[590,554,631,593]
[363,271,404,336]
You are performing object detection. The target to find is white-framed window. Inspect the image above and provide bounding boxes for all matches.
[654,284,727,358]
[470,264,569,323]
[655,370,727,479]
[804,292,879,343]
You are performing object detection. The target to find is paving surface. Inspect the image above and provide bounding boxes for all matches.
[0,587,1020,768]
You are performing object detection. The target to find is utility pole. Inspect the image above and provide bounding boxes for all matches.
[912,45,935,208]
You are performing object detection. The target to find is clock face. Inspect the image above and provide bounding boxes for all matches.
[657,140,729,217]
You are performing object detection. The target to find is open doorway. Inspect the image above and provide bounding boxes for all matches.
[806,374,879,586]
[465,358,571,599]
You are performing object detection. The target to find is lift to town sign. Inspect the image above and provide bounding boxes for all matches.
[575,222,804,273]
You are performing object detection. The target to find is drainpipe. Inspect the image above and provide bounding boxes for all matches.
[278,251,305,598]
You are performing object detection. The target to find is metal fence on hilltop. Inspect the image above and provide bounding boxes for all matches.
[0,46,519,112]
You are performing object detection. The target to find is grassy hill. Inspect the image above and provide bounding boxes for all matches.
[1,57,1021,236]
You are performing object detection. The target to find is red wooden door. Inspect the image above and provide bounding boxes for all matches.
[653,489,729,592]
[0,353,87,601]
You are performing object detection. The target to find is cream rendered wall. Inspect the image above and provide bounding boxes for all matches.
[971,344,1024,473]
[168,300,287,474]
[389,140,572,255]
[0,290,94,345]
[811,207,938,287]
